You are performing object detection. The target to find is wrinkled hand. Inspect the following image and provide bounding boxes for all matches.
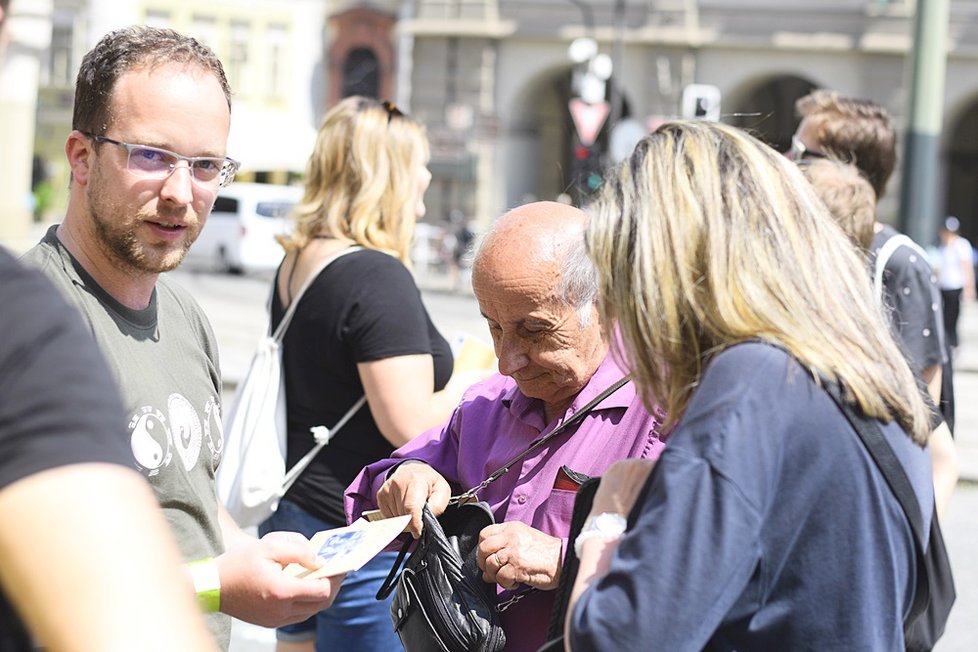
[376,462,451,538]
[476,521,562,591]
[589,459,657,518]
[216,531,343,628]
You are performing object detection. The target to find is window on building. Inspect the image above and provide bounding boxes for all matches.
[229,21,250,91]
[267,24,287,98]
[342,48,380,99]
[48,21,73,87]
[191,14,217,50]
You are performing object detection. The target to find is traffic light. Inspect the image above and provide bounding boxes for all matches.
[572,143,604,196]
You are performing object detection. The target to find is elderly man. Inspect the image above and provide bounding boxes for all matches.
[345,201,669,652]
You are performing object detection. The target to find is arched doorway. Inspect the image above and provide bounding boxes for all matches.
[726,74,818,153]
[944,97,978,245]
[342,47,380,98]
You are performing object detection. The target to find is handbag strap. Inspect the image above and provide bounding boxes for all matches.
[451,376,630,504]
[823,383,930,627]
[271,245,362,342]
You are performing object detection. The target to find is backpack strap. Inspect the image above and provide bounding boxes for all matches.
[272,246,362,342]
[874,233,929,303]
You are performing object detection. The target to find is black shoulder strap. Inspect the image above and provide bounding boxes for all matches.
[822,383,929,625]
[451,376,630,504]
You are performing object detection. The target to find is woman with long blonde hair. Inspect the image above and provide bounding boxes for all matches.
[260,96,474,652]
[564,121,934,650]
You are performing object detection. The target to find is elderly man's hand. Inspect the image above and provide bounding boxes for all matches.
[376,461,452,538]
[476,522,562,591]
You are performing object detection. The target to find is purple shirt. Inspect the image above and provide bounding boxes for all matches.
[345,352,668,652]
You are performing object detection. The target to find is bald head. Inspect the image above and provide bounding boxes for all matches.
[471,201,606,418]
[473,201,591,310]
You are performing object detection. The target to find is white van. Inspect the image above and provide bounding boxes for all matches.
[187,182,303,274]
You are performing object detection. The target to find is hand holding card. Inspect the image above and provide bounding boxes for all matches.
[282,514,411,580]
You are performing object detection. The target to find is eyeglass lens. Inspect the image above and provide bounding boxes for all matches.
[126,145,235,187]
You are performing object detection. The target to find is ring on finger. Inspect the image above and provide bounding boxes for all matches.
[492,552,502,567]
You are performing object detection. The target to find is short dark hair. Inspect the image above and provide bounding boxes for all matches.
[73,25,231,135]
[795,89,896,200]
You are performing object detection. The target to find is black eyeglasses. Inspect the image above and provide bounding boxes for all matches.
[83,132,240,189]
[787,135,827,163]
[382,100,404,123]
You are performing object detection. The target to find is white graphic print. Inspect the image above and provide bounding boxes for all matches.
[203,395,224,468]
[129,407,172,477]
[169,393,203,471]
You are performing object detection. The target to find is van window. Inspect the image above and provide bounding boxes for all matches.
[212,196,240,213]
[256,201,296,218]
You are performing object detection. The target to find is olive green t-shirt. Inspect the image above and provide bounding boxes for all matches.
[23,227,230,649]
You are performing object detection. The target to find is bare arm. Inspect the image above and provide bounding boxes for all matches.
[962,248,976,301]
[929,421,959,522]
[359,355,488,448]
[0,464,216,652]
[918,365,958,520]
[564,460,656,651]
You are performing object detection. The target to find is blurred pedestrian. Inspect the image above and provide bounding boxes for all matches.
[263,96,480,652]
[567,119,933,651]
[347,201,670,652]
[20,25,340,650]
[1,5,215,650]
[793,88,958,513]
[448,208,475,292]
[937,216,976,350]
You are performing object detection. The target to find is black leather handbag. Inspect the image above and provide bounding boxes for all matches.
[377,501,506,652]
[376,377,630,652]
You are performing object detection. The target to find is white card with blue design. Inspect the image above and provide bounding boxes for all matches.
[283,514,411,579]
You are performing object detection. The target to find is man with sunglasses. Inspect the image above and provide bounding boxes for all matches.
[21,26,339,650]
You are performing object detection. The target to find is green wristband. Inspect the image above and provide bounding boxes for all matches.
[187,557,221,613]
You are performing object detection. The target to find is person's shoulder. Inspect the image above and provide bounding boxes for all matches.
[706,341,794,379]
[1,249,91,349]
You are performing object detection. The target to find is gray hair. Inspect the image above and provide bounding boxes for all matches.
[556,231,598,327]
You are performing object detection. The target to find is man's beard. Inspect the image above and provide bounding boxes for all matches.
[88,174,197,274]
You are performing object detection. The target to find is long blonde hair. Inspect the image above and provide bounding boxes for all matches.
[586,120,931,444]
[283,96,429,263]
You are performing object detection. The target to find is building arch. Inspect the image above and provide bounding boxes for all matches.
[724,73,819,152]
[943,93,978,245]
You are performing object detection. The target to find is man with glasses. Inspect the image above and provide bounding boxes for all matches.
[21,26,339,650]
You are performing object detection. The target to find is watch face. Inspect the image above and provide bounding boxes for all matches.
[592,512,627,533]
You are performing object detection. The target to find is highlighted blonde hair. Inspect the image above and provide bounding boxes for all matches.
[586,120,930,444]
[282,96,429,263]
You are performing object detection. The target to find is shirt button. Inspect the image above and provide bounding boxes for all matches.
[923,328,931,337]
[903,286,911,295]
[517,494,527,504]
